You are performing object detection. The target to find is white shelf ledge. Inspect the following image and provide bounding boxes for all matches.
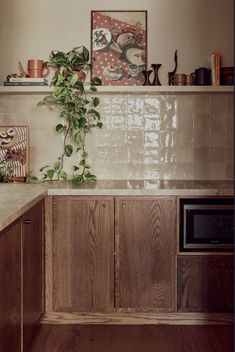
[0,85,233,94]
[96,85,234,93]
[0,86,52,93]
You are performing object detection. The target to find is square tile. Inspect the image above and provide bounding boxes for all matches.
[209,147,225,163]
[193,163,209,180]
[194,147,209,164]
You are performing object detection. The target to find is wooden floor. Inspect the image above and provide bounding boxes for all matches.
[29,324,233,352]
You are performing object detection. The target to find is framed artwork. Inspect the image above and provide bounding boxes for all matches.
[91,11,147,86]
[0,126,29,181]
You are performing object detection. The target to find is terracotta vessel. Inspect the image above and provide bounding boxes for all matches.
[28,59,49,78]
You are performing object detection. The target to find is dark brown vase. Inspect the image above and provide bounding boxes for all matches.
[142,70,153,86]
[151,64,161,85]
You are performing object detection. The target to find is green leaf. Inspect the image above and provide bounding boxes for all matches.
[65,144,73,157]
[82,47,89,61]
[80,159,85,166]
[60,170,68,180]
[78,117,86,127]
[91,77,102,86]
[54,161,61,171]
[75,80,84,92]
[70,73,78,86]
[72,175,85,185]
[73,131,81,144]
[88,109,100,119]
[90,86,97,92]
[39,165,50,172]
[93,97,100,107]
[97,122,103,129]
[68,51,76,63]
[30,176,38,181]
[47,169,55,180]
[73,165,79,171]
[56,124,66,133]
[85,172,97,182]
[60,110,68,118]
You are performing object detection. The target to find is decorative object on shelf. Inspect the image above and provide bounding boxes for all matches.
[142,69,153,86]
[17,59,49,78]
[209,51,221,85]
[91,11,147,86]
[38,46,102,185]
[168,50,178,85]
[151,63,161,85]
[170,73,186,86]
[0,126,28,182]
[194,67,211,85]
[220,67,234,85]
[4,76,48,86]
[27,59,49,78]
[185,74,193,86]
[5,60,49,86]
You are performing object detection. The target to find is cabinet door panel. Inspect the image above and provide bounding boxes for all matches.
[177,255,233,312]
[115,197,176,311]
[52,196,114,311]
[0,220,21,352]
[23,200,44,351]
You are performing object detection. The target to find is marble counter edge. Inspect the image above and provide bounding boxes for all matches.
[47,188,234,196]
[0,190,47,232]
[0,186,233,232]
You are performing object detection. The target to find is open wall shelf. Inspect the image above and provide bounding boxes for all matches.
[0,85,233,94]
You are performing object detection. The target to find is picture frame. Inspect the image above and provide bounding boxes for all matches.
[91,10,147,86]
[0,125,29,181]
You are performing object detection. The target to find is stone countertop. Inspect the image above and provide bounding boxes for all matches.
[0,180,233,231]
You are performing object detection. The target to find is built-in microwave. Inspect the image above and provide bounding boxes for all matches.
[179,197,234,251]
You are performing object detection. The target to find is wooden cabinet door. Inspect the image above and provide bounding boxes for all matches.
[115,197,176,311]
[52,196,114,312]
[177,255,234,312]
[0,220,21,352]
[22,200,44,352]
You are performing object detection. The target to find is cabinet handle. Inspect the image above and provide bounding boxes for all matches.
[23,219,32,224]
[102,203,107,208]
[122,203,126,208]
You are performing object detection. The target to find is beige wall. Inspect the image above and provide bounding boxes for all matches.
[0,0,234,85]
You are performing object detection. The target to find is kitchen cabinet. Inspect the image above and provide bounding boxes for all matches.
[0,219,21,352]
[51,196,114,312]
[49,196,177,312]
[115,197,177,311]
[0,199,44,352]
[22,200,44,351]
[177,255,233,312]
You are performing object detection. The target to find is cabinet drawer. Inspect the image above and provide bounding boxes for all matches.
[177,255,233,312]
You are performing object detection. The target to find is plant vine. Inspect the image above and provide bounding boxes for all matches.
[38,46,102,185]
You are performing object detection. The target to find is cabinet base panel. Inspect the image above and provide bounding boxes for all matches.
[40,312,233,325]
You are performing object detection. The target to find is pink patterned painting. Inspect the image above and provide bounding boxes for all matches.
[0,126,28,181]
[91,11,147,86]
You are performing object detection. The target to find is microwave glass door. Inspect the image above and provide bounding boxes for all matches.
[180,199,234,251]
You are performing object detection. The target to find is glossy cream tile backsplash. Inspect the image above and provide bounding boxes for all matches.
[0,93,233,180]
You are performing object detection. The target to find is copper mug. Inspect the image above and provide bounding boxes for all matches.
[185,74,193,86]
[170,73,186,86]
[28,59,49,78]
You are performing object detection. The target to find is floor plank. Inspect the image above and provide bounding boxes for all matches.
[29,325,233,352]
[41,312,233,325]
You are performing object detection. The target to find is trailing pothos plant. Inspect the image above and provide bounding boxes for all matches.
[38,46,102,185]
[0,159,14,183]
